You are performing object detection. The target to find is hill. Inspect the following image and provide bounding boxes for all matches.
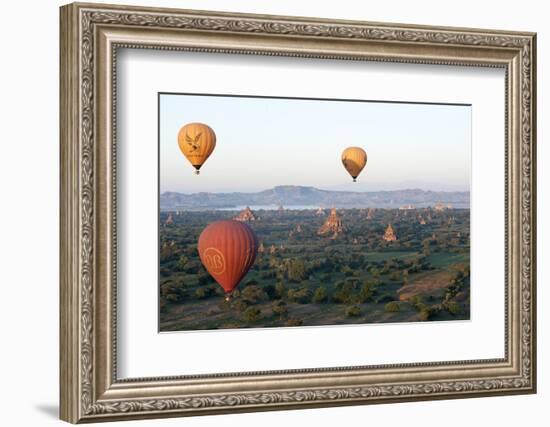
[160,186,469,210]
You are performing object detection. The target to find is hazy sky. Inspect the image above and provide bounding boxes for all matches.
[160,93,471,194]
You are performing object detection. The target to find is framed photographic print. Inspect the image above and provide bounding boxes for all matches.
[158,93,472,331]
[60,2,537,423]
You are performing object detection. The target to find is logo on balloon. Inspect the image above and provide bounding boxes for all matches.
[202,247,226,275]
[185,132,202,153]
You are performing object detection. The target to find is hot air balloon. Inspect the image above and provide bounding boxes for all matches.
[341,147,367,182]
[177,122,216,174]
[198,220,259,300]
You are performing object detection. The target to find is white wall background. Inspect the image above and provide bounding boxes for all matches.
[0,1,545,426]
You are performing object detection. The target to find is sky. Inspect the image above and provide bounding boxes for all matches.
[159,93,471,194]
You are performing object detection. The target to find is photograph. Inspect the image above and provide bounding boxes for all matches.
[158,93,472,331]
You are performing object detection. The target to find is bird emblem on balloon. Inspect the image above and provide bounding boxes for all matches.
[185,132,202,153]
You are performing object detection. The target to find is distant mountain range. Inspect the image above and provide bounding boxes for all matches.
[160,186,470,210]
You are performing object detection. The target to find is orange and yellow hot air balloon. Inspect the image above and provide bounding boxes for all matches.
[198,220,259,300]
[177,122,216,174]
[341,147,367,182]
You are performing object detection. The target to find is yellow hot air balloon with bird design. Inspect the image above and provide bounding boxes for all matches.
[177,122,216,174]
[341,147,367,182]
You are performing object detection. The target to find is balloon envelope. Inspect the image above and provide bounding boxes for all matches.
[198,220,259,294]
[177,122,216,173]
[341,147,367,182]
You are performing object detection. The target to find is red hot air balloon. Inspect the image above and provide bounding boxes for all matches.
[198,220,259,299]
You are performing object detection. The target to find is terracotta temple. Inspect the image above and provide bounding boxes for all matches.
[234,206,257,222]
[318,208,343,236]
[383,224,397,242]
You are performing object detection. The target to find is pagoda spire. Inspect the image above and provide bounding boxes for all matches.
[318,207,344,236]
[233,206,257,222]
[383,224,397,242]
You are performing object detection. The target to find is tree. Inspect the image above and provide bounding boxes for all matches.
[243,307,261,323]
[402,269,409,285]
[160,281,187,303]
[312,286,328,303]
[365,278,382,288]
[370,267,381,278]
[160,242,177,262]
[286,258,307,282]
[410,296,439,321]
[285,317,303,327]
[443,300,462,315]
[419,308,433,321]
[287,287,312,304]
[344,277,360,289]
[346,305,362,317]
[177,255,189,271]
[275,282,286,299]
[384,302,400,312]
[183,260,201,274]
[342,266,354,277]
[260,270,276,279]
[423,240,431,256]
[197,272,213,286]
[263,284,278,300]
[388,271,402,281]
[272,301,288,320]
[232,299,249,312]
[240,285,267,304]
[194,286,214,299]
[320,272,332,283]
[375,294,396,304]
[357,281,373,303]
[332,281,357,304]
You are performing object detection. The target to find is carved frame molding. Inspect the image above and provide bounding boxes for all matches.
[60,2,536,423]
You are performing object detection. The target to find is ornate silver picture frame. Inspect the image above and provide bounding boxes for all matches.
[60,2,536,423]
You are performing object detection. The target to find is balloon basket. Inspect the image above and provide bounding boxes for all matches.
[353,178,357,182]
[195,170,200,175]
[224,293,232,302]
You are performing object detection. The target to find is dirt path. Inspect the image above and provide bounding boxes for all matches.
[397,270,453,301]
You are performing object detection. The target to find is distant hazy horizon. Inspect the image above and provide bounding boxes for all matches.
[160,184,470,196]
[160,186,471,211]
[160,94,471,194]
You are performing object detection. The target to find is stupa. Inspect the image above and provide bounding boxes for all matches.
[434,202,447,211]
[164,213,174,226]
[367,208,375,220]
[399,204,416,210]
[234,206,257,222]
[318,208,343,235]
[315,207,325,216]
[383,224,397,242]
[289,224,302,238]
